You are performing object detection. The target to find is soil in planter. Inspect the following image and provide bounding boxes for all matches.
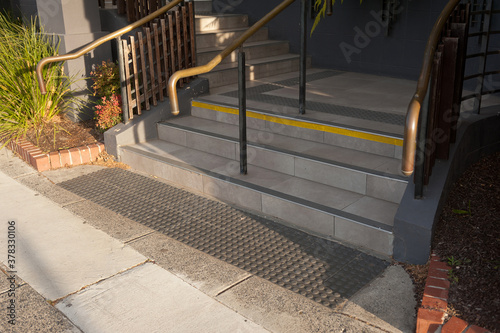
[25,115,103,154]
[432,152,500,332]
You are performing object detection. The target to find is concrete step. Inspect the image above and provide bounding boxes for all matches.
[120,140,396,256]
[196,26,269,49]
[197,40,290,66]
[200,54,311,88]
[196,13,248,32]
[191,100,404,159]
[157,117,407,204]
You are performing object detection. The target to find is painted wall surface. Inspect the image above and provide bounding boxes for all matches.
[213,0,454,80]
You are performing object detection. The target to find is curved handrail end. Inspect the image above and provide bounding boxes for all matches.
[167,0,296,115]
[168,73,181,116]
[401,98,421,176]
[36,59,48,94]
[401,0,462,178]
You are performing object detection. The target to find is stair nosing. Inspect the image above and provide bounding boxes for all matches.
[202,53,303,71]
[159,121,407,181]
[122,144,394,233]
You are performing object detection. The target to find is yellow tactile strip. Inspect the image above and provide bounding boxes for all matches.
[192,101,404,147]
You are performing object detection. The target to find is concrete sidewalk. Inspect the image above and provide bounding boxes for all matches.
[0,147,416,333]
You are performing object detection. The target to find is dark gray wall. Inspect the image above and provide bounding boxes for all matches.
[213,0,453,80]
[4,0,37,23]
[0,0,11,12]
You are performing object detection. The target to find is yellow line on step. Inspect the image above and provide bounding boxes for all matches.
[192,101,403,146]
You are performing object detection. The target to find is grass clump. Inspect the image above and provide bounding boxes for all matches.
[0,12,79,147]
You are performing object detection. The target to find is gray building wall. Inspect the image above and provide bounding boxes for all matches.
[214,0,453,80]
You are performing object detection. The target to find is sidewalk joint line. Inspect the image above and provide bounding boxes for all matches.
[124,231,156,244]
[215,274,253,297]
[49,259,153,306]
[333,312,393,333]
[13,171,38,179]
[61,199,86,207]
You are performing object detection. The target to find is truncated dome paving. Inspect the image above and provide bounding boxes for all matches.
[59,167,389,308]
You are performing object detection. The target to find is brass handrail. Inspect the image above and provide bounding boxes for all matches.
[36,0,184,94]
[401,0,461,176]
[167,0,296,115]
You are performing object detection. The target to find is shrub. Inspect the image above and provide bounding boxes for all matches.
[90,61,122,131]
[90,61,120,98]
[0,13,80,146]
[94,94,122,132]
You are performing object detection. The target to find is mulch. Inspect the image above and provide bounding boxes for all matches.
[406,152,500,332]
[25,115,103,154]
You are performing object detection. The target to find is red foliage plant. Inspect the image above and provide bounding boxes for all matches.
[94,94,122,132]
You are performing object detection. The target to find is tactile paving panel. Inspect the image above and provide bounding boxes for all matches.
[222,71,405,125]
[59,168,389,308]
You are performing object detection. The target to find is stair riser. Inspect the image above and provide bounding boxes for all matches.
[191,106,403,159]
[120,147,394,255]
[198,42,290,66]
[196,15,248,32]
[201,57,309,88]
[196,28,269,49]
[157,125,406,203]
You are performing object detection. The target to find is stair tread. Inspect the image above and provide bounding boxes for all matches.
[197,92,405,138]
[206,53,302,72]
[123,140,397,229]
[160,116,404,178]
[197,39,289,53]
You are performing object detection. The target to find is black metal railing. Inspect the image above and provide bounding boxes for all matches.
[461,0,500,112]
[404,0,499,199]
[167,0,308,174]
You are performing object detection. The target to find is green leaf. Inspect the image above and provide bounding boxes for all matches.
[310,0,363,36]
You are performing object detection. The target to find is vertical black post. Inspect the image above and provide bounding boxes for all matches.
[414,91,430,199]
[473,0,492,114]
[239,50,247,175]
[299,0,307,114]
[116,37,129,124]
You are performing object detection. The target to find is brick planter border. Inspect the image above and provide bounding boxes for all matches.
[416,252,490,333]
[5,138,105,172]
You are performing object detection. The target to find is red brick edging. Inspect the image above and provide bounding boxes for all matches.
[416,252,490,333]
[5,138,105,172]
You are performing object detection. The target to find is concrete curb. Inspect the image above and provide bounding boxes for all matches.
[416,252,490,333]
[5,138,105,172]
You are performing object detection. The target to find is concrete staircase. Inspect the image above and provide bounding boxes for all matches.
[120,97,408,256]
[117,1,409,257]
[193,2,308,87]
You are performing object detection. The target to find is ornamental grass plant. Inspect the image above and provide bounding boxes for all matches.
[0,12,80,147]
